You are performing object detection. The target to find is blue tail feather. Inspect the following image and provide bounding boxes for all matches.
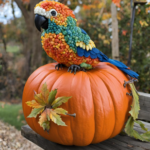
[77,46,139,79]
[107,59,139,79]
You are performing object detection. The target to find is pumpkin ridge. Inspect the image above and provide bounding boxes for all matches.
[49,72,70,143]
[37,70,56,92]
[69,73,76,145]
[96,72,117,139]
[86,72,96,143]
[87,72,105,143]
[101,68,124,85]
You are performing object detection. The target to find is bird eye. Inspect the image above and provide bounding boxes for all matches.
[50,9,57,17]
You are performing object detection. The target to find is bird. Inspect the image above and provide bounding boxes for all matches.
[34,0,139,78]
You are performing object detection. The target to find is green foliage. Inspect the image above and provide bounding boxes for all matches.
[0,103,25,130]
[118,2,150,93]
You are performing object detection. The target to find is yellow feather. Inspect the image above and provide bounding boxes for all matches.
[80,42,83,48]
[76,43,79,46]
[86,45,90,51]
[89,45,92,50]
[83,44,86,49]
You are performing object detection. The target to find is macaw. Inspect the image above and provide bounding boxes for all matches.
[34,0,139,78]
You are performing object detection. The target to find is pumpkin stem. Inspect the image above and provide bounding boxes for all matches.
[66,113,76,118]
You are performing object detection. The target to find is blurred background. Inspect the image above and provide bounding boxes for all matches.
[0,0,150,130]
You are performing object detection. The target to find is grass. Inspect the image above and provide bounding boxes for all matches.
[0,103,26,130]
[6,45,20,53]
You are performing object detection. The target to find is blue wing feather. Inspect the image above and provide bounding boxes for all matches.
[77,46,139,78]
[84,50,90,57]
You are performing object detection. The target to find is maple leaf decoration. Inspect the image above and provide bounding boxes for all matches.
[124,79,150,142]
[26,83,76,132]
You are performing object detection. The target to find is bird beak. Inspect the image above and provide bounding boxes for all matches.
[35,14,48,32]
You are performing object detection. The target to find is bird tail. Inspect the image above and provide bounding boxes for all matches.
[107,59,139,79]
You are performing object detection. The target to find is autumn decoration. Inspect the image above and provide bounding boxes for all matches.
[26,83,75,132]
[22,62,132,146]
[22,0,150,147]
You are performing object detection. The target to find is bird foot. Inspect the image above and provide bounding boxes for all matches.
[126,92,132,96]
[68,65,86,75]
[124,78,138,88]
[55,64,66,70]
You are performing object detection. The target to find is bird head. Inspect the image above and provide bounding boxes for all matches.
[34,0,76,32]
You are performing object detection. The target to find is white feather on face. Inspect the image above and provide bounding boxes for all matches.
[34,6,57,19]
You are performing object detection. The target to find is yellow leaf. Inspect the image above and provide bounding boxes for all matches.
[98,3,104,9]
[129,83,140,120]
[34,92,45,106]
[52,96,72,109]
[41,83,49,104]
[39,109,48,125]
[139,20,148,27]
[39,109,51,131]
[49,109,67,126]
[26,100,44,108]
[54,108,68,115]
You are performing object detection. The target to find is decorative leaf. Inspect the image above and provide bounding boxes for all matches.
[41,121,50,132]
[54,108,68,115]
[27,107,44,118]
[26,100,44,108]
[135,120,148,132]
[26,83,74,131]
[48,89,57,105]
[34,92,46,106]
[39,109,50,131]
[52,96,72,109]
[41,83,49,104]
[39,110,48,125]
[125,117,150,142]
[49,109,67,126]
[125,81,150,142]
[128,83,140,120]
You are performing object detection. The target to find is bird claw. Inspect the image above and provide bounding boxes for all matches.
[55,64,65,70]
[126,92,132,96]
[124,78,138,88]
[68,65,83,75]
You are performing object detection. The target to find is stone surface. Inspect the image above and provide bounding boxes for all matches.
[0,121,42,150]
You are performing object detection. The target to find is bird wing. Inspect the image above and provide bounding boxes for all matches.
[76,29,139,78]
[76,28,108,60]
[76,28,96,51]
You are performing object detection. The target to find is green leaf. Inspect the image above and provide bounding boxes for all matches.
[41,83,49,104]
[128,83,140,120]
[125,117,150,142]
[52,96,72,109]
[41,121,50,132]
[49,110,67,126]
[135,120,148,132]
[48,89,57,105]
[54,108,68,115]
[27,107,44,118]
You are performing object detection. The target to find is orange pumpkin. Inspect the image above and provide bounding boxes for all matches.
[22,62,132,146]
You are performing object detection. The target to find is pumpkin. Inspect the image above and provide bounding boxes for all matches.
[22,62,132,146]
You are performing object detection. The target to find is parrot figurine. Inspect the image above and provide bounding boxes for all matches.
[34,0,139,78]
